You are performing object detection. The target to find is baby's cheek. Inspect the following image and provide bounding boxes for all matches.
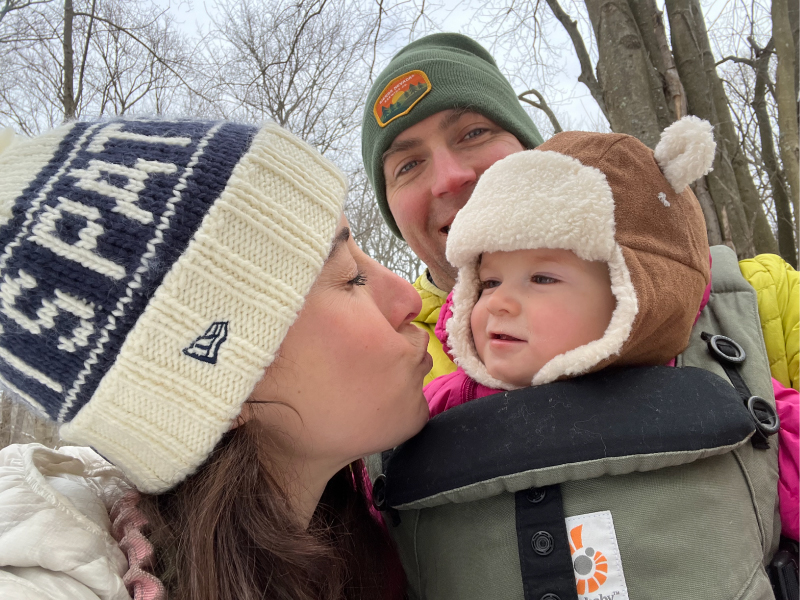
[470,302,489,359]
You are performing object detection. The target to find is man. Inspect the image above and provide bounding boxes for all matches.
[362,32,797,391]
[362,32,544,384]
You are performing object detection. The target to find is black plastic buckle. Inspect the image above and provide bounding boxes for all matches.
[747,396,781,436]
[705,334,747,363]
[769,539,799,600]
[701,332,777,450]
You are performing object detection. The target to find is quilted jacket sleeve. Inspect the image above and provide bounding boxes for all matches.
[0,444,132,600]
[739,255,799,391]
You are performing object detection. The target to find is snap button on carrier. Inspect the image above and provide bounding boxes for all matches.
[371,474,387,511]
[526,487,547,503]
[531,530,554,556]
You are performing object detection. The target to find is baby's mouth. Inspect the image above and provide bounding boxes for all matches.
[490,333,524,342]
[440,224,450,235]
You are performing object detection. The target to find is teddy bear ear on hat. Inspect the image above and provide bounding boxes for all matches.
[653,115,716,193]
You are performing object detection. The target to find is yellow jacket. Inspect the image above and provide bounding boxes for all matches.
[414,254,799,390]
[739,254,798,390]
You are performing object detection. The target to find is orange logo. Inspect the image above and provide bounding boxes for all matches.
[569,524,609,595]
[373,70,431,128]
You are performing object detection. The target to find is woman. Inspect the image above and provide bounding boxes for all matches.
[0,119,431,599]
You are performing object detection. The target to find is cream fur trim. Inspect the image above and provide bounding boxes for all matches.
[653,116,715,193]
[445,150,638,389]
[61,124,345,493]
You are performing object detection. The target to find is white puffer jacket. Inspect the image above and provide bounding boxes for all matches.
[0,443,132,600]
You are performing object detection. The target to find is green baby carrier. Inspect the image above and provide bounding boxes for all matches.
[369,246,784,600]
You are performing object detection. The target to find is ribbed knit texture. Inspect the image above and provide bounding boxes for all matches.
[362,33,544,238]
[0,119,346,492]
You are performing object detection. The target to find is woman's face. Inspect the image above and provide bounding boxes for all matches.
[249,216,432,475]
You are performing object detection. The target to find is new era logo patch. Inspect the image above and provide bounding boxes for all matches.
[183,321,228,364]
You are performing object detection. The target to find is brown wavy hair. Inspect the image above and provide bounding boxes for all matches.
[138,420,405,600]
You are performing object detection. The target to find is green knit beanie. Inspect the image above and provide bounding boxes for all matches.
[362,33,545,238]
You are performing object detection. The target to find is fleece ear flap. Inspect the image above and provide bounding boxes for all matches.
[653,116,716,193]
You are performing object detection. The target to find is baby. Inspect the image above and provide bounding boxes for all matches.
[426,116,714,413]
[423,117,798,550]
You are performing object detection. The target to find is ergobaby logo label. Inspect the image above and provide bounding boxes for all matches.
[566,511,629,600]
[183,321,228,364]
[373,70,431,128]
[0,120,254,421]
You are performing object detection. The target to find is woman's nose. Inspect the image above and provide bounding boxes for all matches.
[366,257,422,329]
[486,285,520,316]
[430,148,476,198]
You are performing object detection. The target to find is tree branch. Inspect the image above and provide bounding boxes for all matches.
[544,0,610,124]
[72,10,212,103]
[518,88,562,133]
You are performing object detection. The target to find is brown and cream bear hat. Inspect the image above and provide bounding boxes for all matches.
[445,116,716,390]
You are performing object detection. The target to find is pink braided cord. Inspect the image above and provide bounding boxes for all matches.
[110,490,167,600]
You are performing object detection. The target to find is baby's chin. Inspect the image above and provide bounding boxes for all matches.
[485,364,537,389]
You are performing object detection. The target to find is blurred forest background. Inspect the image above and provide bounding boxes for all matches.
[0,0,798,445]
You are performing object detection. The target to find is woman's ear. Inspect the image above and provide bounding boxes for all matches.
[230,403,253,430]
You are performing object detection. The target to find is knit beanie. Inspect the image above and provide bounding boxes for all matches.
[0,119,346,493]
[445,116,715,390]
[362,33,545,238]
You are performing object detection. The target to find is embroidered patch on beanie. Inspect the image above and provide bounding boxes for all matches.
[0,120,255,422]
[373,70,432,127]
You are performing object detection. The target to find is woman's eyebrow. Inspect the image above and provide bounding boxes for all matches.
[327,226,351,260]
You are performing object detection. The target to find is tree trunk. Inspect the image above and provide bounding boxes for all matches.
[692,176,723,247]
[545,0,610,124]
[752,39,797,267]
[584,0,666,148]
[62,0,76,120]
[666,0,777,257]
[772,0,800,222]
[625,0,678,127]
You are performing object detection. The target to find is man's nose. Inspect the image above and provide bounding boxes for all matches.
[430,148,476,198]
[486,285,521,316]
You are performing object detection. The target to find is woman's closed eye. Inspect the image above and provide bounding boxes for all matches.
[348,271,368,287]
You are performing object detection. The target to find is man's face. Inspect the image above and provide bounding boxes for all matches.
[382,109,525,291]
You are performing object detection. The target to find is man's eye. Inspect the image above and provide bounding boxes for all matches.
[531,275,558,284]
[398,160,419,175]
[464,128,487,140]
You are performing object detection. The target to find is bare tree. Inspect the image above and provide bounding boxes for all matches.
[473,0,785,259]
[0,0,193,132]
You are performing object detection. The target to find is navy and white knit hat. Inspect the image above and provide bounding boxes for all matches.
[0,119,346,493]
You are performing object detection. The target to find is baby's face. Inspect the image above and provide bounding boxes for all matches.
[471,248,616,387]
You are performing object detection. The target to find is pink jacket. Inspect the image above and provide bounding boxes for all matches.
[425,288,800,540]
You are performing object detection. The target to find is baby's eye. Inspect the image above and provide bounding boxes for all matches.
[480,279,500,290]
[531,275,558,284]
